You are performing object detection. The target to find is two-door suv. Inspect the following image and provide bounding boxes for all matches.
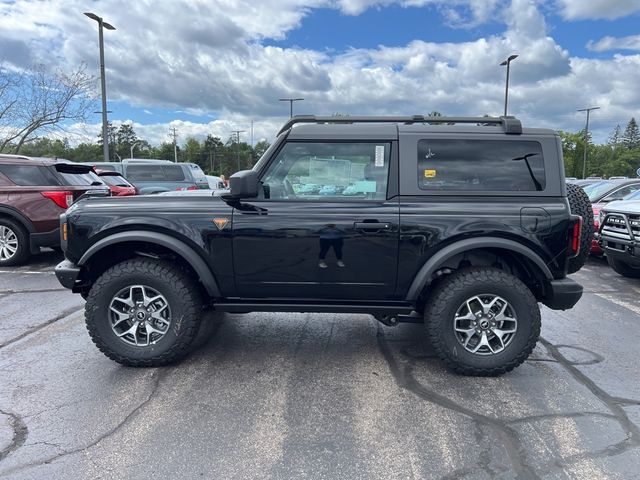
[55,116,591,376]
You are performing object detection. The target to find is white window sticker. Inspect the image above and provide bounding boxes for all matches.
[375,145,385,167]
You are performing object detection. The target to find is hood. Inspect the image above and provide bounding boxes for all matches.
[601,200,640,216]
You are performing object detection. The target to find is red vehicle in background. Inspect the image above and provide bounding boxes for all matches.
[95,170,137,196]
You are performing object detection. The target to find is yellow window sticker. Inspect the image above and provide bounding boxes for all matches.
[424,169,437,178]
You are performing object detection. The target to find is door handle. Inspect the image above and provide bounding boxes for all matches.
[354,221,391,230]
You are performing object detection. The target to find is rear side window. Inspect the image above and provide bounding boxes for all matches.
[56,170,102,186]
[0,164,60,186]
[126,165,186,182]
[417,139,546,191]
[100,175,132,187]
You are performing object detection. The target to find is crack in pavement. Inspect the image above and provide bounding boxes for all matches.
[0,305,84,350]
[376,323,540,480]
[535,337,640,471]
[0,369,166,475]
[0,409,28,462]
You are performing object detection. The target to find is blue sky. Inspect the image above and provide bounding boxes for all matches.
[1,0,639,145]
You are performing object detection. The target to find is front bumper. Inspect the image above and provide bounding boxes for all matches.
[601,237,640,267]
[542,278,583,310]
[55,260,81,290]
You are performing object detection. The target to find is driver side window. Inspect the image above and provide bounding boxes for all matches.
[261,142,390,201]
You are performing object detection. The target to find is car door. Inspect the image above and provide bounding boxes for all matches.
[232,140,399,300]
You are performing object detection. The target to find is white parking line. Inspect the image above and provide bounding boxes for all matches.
[594,292,640,316]
[0,270,55,275]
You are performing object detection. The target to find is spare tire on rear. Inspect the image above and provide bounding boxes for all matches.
[566,183,593,274]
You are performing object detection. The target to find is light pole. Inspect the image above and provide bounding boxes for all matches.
[130,141,140,159]
[578,107,600,179]
[232,130,246,172]
[500,54,518,117]
[84,12,115,163]
[279,98,304,118]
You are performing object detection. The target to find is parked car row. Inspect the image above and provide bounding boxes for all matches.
[0,155,219,266]
[570,178,640,278]
[0,154,110,265]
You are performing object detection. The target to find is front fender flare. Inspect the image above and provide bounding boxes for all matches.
[78,230,221,297]
[406,237,554,302]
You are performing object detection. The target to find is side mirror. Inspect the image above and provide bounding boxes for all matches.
[227,170,259,199]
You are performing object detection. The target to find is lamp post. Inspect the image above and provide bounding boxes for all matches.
[232,130,246,172]
[500,54,518,116]
[130,141,140,159]
[578,107,600,179]
[84,12,115,163]
[279,98,304,118]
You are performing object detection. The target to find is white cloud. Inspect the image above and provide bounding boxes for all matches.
[556,0,640,20]
[1,0,639,146]
[588,35,640,52]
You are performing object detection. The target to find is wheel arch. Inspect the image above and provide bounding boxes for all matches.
[0,206,36,233]
[78,231,221,298]
[406,237,554,303]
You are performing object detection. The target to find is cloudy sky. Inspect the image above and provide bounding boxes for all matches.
[1,0,639,145]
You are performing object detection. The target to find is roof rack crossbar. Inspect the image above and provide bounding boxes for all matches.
[277,115,522,135]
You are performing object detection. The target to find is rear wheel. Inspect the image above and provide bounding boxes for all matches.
[425,268,541,376]
[567,183,593,274]
[0,218,29,266]
[85,258,202,367]
[607,256,640,278]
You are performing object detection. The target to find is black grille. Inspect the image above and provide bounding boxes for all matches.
[601,214,633,241]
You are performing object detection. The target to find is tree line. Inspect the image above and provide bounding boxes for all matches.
[560,118,639,178]
[9,122,271,177]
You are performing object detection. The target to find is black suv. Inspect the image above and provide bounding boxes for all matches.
[55,116,591,376]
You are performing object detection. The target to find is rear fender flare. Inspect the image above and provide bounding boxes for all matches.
[0,205,36,233]
[406,237,554,302]
[78,231,221,297]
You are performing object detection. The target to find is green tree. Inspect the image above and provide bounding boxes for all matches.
[622,118,640,149]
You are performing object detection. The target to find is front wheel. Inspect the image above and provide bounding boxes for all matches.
[85,258,203,367]
[607,256,640,278]
[425,268,541,376]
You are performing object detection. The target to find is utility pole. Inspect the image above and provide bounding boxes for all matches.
[500,54,518,117]
[130,141,140,159]
[84,12,115,163]
[232,130,246,172]
[578,107,600,179]
[279,98,304,118]
[250,120,254,148]
[169,127,178,162]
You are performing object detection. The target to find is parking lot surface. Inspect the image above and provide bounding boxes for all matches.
[0,251,639,479]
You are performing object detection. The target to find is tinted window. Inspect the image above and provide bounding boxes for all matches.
[56,170,102,186]
[100,175,132,187]
[0,164,60,186]
[126,165,186,182]
[93,164,117,171]
[262,142,390,201]
[417,139,546,191]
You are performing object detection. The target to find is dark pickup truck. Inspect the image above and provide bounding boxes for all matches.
[55,115,591,376]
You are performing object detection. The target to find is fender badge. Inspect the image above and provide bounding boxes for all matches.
[213,218,229,230]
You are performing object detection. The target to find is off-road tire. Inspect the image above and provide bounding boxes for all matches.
[567,183,593,274]
[191,310,225,350]
[85,258,202,367]
[0,218,30,266]
[424,267,541,376]
[607,256,640,279]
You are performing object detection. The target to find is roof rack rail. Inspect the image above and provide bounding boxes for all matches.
[277,115,522,135]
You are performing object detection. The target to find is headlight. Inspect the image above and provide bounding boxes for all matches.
[599,210,605,224]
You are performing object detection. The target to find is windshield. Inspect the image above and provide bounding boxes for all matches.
[100,174,132,187]
[252,134,284,173]
[624,190,640,201]
[584,181,615,201]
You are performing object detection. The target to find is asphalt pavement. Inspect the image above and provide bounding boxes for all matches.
[0,250,639,479]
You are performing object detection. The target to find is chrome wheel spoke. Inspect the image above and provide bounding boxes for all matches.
[109,285,171,347]
[453,294,518,356]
